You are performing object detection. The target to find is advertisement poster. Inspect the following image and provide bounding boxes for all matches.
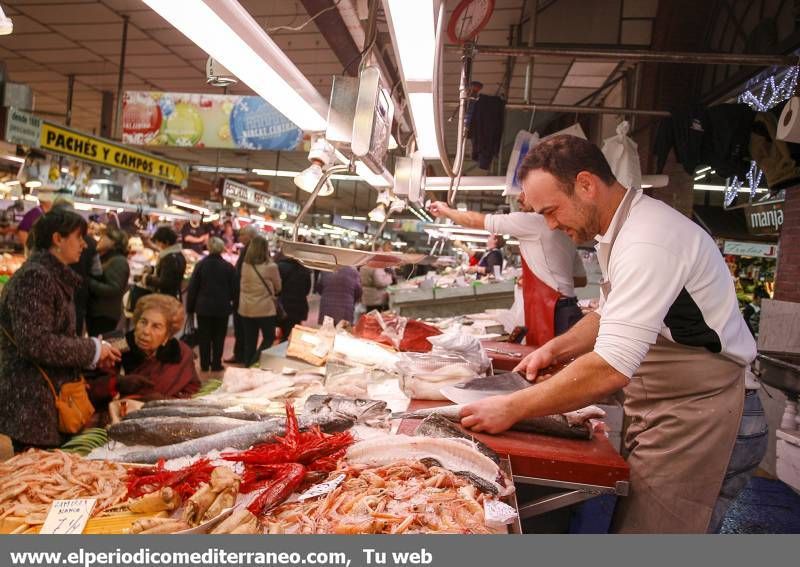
[122,91,304,151]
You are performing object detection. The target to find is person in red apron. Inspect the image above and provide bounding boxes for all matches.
[428,201,585,346]
[459,135,764,533]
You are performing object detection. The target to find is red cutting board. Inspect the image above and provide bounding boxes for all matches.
[398,399,629,488]
[481,341,535,371]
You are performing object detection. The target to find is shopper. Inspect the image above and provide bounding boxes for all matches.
[142,226,186,300]
[221,220,237,253]
[276,250,311,342]
[429,198,586,345]
[360,266,393,312]
[316,266,362,325]
[226,225,257,364]
[238,236,282,366]
[472,234,505,276]
[87,226,130,337]
[186,237,238,372]
[180,214,209,254]
[15,193,52,249]
[0,208,120,448]
[460,135,764,533]
[116,294,199,400]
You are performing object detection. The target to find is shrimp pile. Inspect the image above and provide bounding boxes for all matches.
[263,459,494,534]
[0,450,128,529]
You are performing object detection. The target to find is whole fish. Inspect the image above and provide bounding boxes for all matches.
[346,435,513,496]
[414,414,500,465]
[142,399,236,409]
[108,416,256,446]
[112,413,354,464]
[122,405,274,422]
[394,404,593,440]
[303,395,390,427]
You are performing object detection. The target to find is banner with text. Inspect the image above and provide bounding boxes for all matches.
[123,91,303,151]
[222,179,300,216]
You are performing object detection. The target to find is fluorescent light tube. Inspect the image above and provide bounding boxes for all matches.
[143,0,327,131]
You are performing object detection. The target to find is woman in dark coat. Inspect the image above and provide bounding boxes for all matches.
[87,226,130,336]
[142,226,186,300]
[186,237,238,371]
[0,209,120,447]
[276,251,311,342]
[316,266,362,325]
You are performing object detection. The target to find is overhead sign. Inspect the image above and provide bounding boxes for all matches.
[123,91,303,151]
[723,240,779,258]
[746,202,784,235]
[4,108,188,186]
[222,179,300,216]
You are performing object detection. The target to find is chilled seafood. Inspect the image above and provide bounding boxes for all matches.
[414,414,500,465]
[303,395,390,427]
[109,416,256,446]
[345,435,512,496]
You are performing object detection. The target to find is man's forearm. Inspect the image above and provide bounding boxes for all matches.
[511,352,627,418]
[442,209,486,229]
[547,311,600,361]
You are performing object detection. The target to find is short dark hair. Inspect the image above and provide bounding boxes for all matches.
[32,208,87,251]
[152,226,178,246]
[517,135,616,194]
[104,225,129,255]
[492,234,506,248]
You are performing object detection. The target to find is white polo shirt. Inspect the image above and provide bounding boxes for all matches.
[484,212,579,297]
[593,189,756,378]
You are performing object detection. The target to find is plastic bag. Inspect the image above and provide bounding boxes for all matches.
[396,352,479,400]
[601,120,642,190]
[426,324,491,373]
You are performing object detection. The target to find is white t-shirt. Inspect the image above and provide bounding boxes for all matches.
[484,212,578,297]
[593,189,756,378]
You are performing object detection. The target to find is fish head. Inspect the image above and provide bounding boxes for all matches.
[304,395,390,426]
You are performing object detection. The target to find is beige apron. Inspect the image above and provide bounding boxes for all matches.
[598,190,745,533]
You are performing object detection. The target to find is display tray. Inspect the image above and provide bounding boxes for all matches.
[280,240,403,271]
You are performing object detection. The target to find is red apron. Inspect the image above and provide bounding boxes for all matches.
[521,257,560,347]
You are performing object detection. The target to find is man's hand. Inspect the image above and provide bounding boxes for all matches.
[117,374,154,396]
[428,201,452,219]
[514,344,557,382]
[460,394,520,434]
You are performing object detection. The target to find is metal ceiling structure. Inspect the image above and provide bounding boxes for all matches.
[0,0,798,216]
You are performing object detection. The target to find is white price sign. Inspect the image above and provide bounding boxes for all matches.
[40,498,96,534]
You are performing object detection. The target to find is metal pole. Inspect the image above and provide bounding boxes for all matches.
[433,1,453,178]
[114,15,129,140]
[523,0,537,105]
[292,164,351,241]
[446,101,670,117]
[449,44,798,66]
[65,74,75,126]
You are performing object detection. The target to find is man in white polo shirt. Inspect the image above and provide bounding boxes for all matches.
[428,200,586,345]
[460,135,765,533]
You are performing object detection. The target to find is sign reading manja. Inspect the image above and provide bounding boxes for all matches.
[746,202,784,235]
[222,179,300,216]
[122,91,304,151]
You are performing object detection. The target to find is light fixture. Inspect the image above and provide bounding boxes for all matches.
[382,0,439,159]
[232,201,241,207]
[694,184,768,194]
[279,212,287,220]
[172,199,212,214]
[368,204,387,223]
[0,7,13,35]
[192,165,249,174]
[1,154,24,164]
[24,180,42,189]
[142,0,328,131]
[389,199,406,215]
[424,176,506,192]
[294,136,336,197]
[376,190,392,207]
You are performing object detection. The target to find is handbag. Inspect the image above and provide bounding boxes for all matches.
[2,327,94,434]
[182,314,199,347]
[251,264,288,321]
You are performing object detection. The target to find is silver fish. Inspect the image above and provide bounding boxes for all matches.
[414,414,500,465]
[123,405,274,422]
[394,404,592,440]
[112,413,354,464]
[108,416,256,447]
[303,395,390,427]
[453,372,531,392]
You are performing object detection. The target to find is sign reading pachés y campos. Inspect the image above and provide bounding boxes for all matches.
[4,107,188,187]
[222,179,300,216]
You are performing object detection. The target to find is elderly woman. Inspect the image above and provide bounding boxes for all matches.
[0,209,120,448]
[186,237,238,372]
[117,294,199,400]
[87,226,130,337]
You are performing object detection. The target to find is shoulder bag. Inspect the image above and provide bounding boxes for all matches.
[2,327,95,434]
[251,263,288,321]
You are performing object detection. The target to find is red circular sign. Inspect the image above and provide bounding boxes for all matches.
[447,0,495,44]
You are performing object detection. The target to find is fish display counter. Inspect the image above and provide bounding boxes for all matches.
[389,280,516,319]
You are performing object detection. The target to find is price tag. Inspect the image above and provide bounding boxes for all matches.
[300,333,320,346]
[483,498,517,528]
[297,474,346,501]
[40,499,96,534]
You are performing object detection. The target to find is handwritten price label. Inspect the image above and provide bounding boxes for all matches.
[40,499,96,534]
